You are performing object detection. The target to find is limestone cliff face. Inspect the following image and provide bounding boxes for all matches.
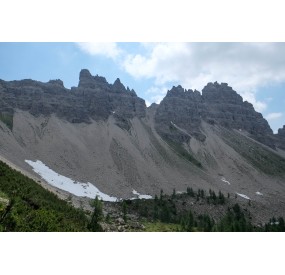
[202,82,274,147]
[0,73,282,149]
[0,69,146,127]
[155,85,204,143]
[155,82,275,148]
[275,126,285,150]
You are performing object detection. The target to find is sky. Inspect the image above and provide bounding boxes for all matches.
[0,42,284,133]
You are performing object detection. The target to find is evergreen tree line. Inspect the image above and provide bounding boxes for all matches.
[124,186,285,232]
[0,161,89,231]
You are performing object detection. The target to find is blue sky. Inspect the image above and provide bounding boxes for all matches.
[0,42,284,133]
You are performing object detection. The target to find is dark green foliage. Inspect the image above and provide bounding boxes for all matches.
[216,203,253,232]
[164,138,202,168]
[122,200,127,222]
[221,128,285,175]
[172,188,176,199]
[207,189,225,205]
[154,194,158,202]
[119,186,285,232]
[160,189,164,200]
[0,160,89,231]
[105,213,111,223]
[180,210,194,231]
[88,196,103,232]
[186,187,195,197]
[218,191,225,205]
[0,113,13,130]
[264,217,285,232]
[197,214,214,232]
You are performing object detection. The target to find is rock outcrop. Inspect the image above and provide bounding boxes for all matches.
[275,125,285,150]
[0,69,146,129]
[0,73,281,149]
[155,82,275,147]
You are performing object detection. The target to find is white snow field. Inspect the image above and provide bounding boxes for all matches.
[25,160,153,201]
[256,191,263,196]
[221,177,231,185]
[236,193,250,200]
[25,160,118,201]
[132,189,152,199]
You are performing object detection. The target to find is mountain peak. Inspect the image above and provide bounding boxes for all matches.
[202,81,242,104]
[278,125,285,136]
[112,78,126,93]
[78,69,108,88]
[48,79,64,87]
[79,69,92,79]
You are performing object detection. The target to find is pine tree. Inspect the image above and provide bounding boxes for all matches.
[122,201,127,222]
[88,196,103,231]
[160,189,164,201]
[172,188,176,199]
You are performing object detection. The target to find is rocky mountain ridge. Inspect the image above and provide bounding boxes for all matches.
[0,69,146,129]
[275,125,285,150]
[155,82,275,148]
[1,70,283,149]
[0,70,285,223]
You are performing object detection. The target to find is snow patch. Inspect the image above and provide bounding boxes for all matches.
[236,193,250,200]
[25,160,118,202]
[132,189,152,199]
[256,191,263,196]
[221,177,231,185]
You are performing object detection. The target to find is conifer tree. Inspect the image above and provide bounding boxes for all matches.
[88,196,103,231]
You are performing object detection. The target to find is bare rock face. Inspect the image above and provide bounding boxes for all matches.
[275,125,285,150]
[0,73,281,149]
[278,125,285,137]
[155,85,204,143]
[202,82,274,147]
[0,69,146,129]
[155,82,275,148]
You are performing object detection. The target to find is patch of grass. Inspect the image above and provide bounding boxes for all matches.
[0,160,89,231]
[221,128,285,175]
[141,122,173,164]
[164,138,202,168]
[0,113,13,130]
[143,221,181,232]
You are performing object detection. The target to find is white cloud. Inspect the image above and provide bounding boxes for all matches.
[146,85,169,104]
[77,42,121,59]
[266,112,283,121]
[145,100,151,107]
[122,43,285,111]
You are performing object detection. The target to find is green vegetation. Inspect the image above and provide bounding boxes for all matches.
[221,128,285,175]
[88,196,103,232]
[0,112,13,130]
[264,217,285,232]
[0,158,284,232]
[143,221,180,232]
[164,138,202,168]
[214,203,253,232]
[141,122,173,164]
[0,160,89,231]
[121,187,285,232]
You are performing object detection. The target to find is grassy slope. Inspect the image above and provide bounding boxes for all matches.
[221,128,285,175]
[0,160,89,232]
[0,156,284,232]
[0,113,13,130]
